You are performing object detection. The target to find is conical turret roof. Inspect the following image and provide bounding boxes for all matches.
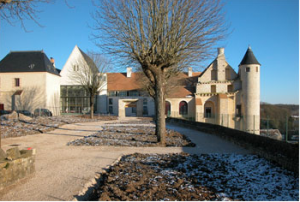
[239,47,261,66]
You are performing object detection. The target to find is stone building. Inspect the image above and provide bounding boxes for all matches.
[195,47,261,134]
[60,46,260,133]
[105,69,201,118]
[101,47,261,134]
[0,46,261,133]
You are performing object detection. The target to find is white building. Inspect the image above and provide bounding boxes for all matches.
[0,50,61,115]
[0,46,261,134]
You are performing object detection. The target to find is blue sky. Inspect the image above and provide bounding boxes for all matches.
[0,0,298,104]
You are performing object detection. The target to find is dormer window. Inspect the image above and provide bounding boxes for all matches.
[29,64,35,69]
[73,65,79,71]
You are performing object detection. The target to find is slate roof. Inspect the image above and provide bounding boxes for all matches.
[239,47,261,66]
[0,51,60,76]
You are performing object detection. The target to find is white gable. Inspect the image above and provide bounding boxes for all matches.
[60,45,88,86]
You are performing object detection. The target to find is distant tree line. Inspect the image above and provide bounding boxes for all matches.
[260,103,299,135]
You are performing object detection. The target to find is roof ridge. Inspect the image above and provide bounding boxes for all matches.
[10,50,43,53]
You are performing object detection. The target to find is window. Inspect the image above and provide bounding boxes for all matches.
[211,69,217,80]
[225,68,231,80]
[205,107,212,118]
[211,85,216,93]
[73,64,79,71]
[109,106,113,114]
[143,106,148,115]
[15,78,20,87]
[227,85,233,92]
[246,67,250,72]
[143,98,147,105]
[204,101,214,118]
[118,91,127,97]
[236,105,242,117]
[179,101,188,115]
[108,91,116,96]
[109,98,113,105]
[165,101,171,115]
[128,91,139,96]
[132,107,137,114]
[256,66,259,72]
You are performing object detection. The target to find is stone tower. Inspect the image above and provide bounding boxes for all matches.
[239,47,261,134]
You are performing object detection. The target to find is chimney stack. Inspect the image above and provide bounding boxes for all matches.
[217,47,225,56]
[50,57,55,68]
[188,67,192,77]
[127,67,132,78]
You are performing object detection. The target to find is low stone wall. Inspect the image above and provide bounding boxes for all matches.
[0,147,36,190]
[167,118,299,173]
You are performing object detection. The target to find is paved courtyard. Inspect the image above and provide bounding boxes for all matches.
[0,118,249,201]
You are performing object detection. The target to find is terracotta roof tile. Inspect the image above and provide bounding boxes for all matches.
[107,71,201,98]
[107,72,143,91]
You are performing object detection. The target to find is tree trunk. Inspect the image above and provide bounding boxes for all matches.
[155,70,166,146]
[90,94,94,119]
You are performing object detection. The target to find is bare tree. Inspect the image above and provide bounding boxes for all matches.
[0,0,51,30]
[0,0,72,31]
[92,0,227,146]
[70,51,109,119]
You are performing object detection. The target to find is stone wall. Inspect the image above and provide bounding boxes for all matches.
[167,117,299,173]
[0,147,36,190]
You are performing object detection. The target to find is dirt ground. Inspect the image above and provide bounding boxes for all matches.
[67,125,195,147]
[95,153,298,201]
[0,115,117,138]
[0,118,256,201]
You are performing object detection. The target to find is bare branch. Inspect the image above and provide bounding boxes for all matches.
[0,0,72,31]
[69,51,110,118]
[91,0,228,145]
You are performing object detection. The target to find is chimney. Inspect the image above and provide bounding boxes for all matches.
[50,57,56,68]
[217,47,225,56]
[188,67,192,77]
[127,67,132,78]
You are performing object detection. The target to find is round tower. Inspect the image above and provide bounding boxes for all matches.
[239,47,261,134]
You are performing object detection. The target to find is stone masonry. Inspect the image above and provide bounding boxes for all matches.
[0,147,36,190]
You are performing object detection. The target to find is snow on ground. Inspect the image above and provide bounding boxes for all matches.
[142,153,299,201]
[0,115,117,138]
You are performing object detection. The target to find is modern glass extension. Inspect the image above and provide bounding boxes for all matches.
[60,85,97,114]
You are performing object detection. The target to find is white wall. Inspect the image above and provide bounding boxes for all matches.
[0,72,47,112]
[45,73,61,115]
[60,45,85,86]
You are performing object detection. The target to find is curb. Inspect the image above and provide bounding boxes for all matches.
[72,155,123,201]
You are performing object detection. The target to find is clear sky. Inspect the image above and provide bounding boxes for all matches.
[0,0,298,105]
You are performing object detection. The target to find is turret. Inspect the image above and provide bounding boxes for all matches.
[239,47,261,134]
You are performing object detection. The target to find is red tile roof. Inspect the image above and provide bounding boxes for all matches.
[107,72,144,91]
[107,71,201,98]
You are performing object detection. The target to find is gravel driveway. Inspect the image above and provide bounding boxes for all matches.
[0,118,249,201]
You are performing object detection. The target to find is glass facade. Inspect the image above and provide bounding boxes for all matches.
[108,90,142,97]
[60,85,97,113]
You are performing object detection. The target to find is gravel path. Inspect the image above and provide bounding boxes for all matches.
[0,117,250,201]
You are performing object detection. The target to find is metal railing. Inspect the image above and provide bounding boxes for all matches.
[167,111,299,142]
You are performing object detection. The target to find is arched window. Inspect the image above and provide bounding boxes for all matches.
[204,101,215,118]
[179,101,188,115]
[165,101,171,116]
